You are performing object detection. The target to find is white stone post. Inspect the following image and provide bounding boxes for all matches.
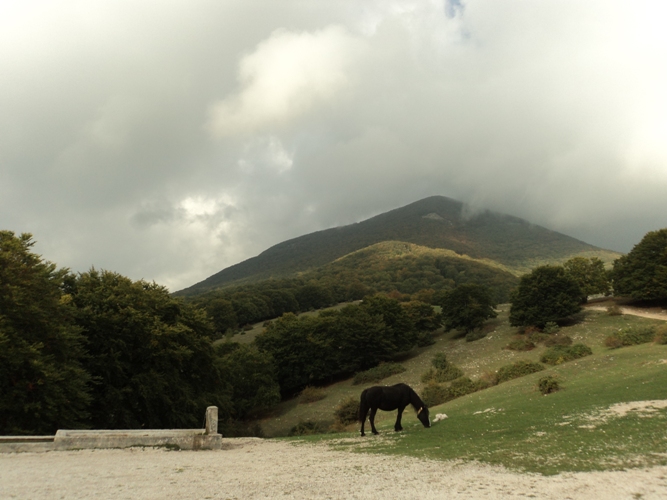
[205,406,218,435]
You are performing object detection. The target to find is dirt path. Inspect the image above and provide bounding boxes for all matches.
[2,438,667,499]
[585,305,667,321]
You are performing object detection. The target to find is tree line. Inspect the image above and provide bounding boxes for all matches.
[2,227,665,435]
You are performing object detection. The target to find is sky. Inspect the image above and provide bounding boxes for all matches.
[2,0,667,292]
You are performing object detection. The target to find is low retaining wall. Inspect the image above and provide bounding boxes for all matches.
[53,428,221,451]
[0,436,55,453]
[0,406,222,453]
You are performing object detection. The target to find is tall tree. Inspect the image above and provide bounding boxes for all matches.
[563,257,610,303]
[509,266,582,328]
[439,284,497,333]
[0,231,91,434]
[66,269,230,429]
[612,229,667,302]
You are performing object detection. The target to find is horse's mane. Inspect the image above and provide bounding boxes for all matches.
[407,385,426,411]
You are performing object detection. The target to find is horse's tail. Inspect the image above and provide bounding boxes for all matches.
[359,389,369,422]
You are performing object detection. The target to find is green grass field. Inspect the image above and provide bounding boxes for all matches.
[260,307,667,475]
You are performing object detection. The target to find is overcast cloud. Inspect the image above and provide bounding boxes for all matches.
[2,0,667,291]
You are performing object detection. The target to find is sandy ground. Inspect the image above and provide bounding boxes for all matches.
[585,304,667,321]
[2,438,667,499]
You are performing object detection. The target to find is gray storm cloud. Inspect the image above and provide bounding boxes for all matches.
[1,0,666,290]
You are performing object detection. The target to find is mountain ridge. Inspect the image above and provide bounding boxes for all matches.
[176,196,619,296]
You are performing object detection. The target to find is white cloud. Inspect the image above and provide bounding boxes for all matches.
[2,0,667,292]
[207,25,365,137]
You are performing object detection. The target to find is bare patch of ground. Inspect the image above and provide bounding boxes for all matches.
[585,304,667,321]
[2,438,667,499]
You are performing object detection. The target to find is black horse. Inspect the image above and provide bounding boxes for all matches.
[359,383,430,436]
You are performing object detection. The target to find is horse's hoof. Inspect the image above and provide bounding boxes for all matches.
[360,433,365,437]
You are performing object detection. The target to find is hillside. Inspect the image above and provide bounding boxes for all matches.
[177,196,620,296]
[258,306,667,475]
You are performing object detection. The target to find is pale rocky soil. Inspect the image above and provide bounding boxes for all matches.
[2,438,667,499]
[585,304,667,321]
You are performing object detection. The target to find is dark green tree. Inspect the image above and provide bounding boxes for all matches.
[402,300,442,332]
[612,229,667,302]
[509,266,582,328]
[204,297,238,335]
[255,313,326,395]
[439,284,497,333]
[360,294,417,353]
[215,343,280,420]
[563,256,610,303]
[67,269,230,429]
[0,231,91,434]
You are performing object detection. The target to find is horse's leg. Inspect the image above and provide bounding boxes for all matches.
[360,405,369,437]
[395,406,405,431]
[369,407,379,435]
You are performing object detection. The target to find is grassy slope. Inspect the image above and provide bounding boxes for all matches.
[262,308,667,475]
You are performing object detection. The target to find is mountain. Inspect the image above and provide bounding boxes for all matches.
[176,196,620,296]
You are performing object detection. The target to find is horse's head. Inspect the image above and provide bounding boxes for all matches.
[417,406,431,428]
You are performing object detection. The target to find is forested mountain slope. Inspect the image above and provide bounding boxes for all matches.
[177,196,619,296]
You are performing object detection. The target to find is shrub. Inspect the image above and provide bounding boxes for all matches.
[544,334,573,347]
[478,371,499,388]
[606,305,623,316]
[538,376,560,395]
[543,321,560,334]
[299,386,327,404]
[288,420,325,436]
[655,324,667,345]
[421,365,464,384]
[540,344,592,365]
[521,325,542,336]
[448,377,482,398]
[496,360,545,383]
[421,382,451,407]
[353,363,406,385]
[421,376,487,407]
[334,396,360,425]
[528,331,550,344]
[604,326,656,349]
[431,352,450,371]
[465,329,488,342]
[505,338,536,351]
[416,330,436,347]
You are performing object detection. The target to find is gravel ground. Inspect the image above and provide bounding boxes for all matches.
[2,438,667,499]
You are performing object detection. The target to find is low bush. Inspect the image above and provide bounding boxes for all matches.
[505,338,536,351]
[606,304,623,316]
[421,382,451,407]
[353,362,406,385]
[543,321,560,334]
[604,326,656,349]
[496,360,545,383]
[655,324,667,345]
[478,371,499,388]
[421,365,464,384]
[432,352,450,371]
[421,377,483,407]
[465,329,487,342]
[540,344,592,365]
[520,325,542,335]
[334,396,360,425]
[538,376,560,395]
[544,334,573,347]
[299,386,327,404]
[416,330,436,347]
[289,420,325,436]
[528,332,550,344]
